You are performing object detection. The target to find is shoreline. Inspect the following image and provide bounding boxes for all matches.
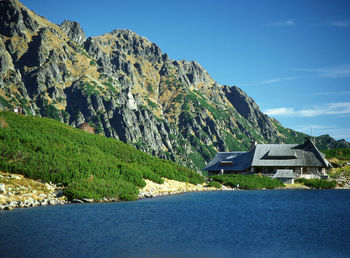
[0,172,67,210]
[138,178,236,199]
[2,172,349,211]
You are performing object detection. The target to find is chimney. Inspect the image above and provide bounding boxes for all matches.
[250,140,257,150]
[305,137,316,145]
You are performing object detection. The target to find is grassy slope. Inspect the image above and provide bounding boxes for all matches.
[323,148,350,161]
[322,147,350,181]
[0,112,204,201]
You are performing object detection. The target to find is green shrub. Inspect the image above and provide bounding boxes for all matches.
[210,174,284,189]
[0,111,204,201]
[296,178,336,189]
[207,181,221,188]
[63,177,138,201]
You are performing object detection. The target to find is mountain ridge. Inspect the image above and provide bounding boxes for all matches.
[0,0,349,171]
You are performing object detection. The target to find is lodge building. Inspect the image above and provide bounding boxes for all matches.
[204,138,331,184]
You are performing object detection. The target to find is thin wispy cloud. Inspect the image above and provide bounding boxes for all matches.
[330,20,350,28]
[294,124,335,136]
[314,90,350,96]
[293,125,350,140]
[325,128,350,139]
[265,20,295,27]
[292,64,350,78]
[239,77,295,86]
[264,102,350,117]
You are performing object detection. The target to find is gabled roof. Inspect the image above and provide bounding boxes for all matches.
[203,151,253,171]
[204,139,331,172]
[251,140,330,167]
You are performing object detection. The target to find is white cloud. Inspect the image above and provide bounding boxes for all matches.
[292,64,350,78]
[239,77,295,86]
[265,20,295,26]
[331,21,350,28]
[264,102,350,117]
[264,107,295,116]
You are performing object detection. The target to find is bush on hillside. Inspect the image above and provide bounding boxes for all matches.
[207,181,221,189]
[296,178,336,189]
[0,111,204,201]
[210,174,284,189]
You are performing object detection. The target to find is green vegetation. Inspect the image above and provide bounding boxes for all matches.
[79,46,90,58]
[102,82,118,94]
[207,181,221,188]
[189,151,206,171]
[0,96,13,109]
[0,112,204,201]
[147,99,158,109]
[44,104,61,121]
[323,148,350,161]
[296,178,337,189]
[328,165,350,182]
[79,81,99,96]
[223,131,245,151]
[272,121,307,144]
[210,174,284,189]
[322,148,350,168]
[316,135,350,150]
[147,84,154,93]
[183,92,229,121]
[89,114,103,134]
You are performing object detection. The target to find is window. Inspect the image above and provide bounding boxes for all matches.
[221,161,233,166]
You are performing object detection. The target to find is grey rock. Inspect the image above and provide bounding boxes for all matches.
[82,198,93,203]
[60,20,86,45]
[9,201,17,207]
[72,199,84,204]
[0,0,39,37]
[0,184,6,194]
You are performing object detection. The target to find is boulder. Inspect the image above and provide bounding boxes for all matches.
[72,199,84,204]
[0,184,6,194]
[82,198,93,203]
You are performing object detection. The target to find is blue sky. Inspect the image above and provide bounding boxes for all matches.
[21,0,350,141]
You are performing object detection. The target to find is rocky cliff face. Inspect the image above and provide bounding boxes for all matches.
[1,0,348,171]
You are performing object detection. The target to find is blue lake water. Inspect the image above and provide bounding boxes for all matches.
[1,190,350,258]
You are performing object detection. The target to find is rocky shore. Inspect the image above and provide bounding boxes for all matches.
[138,178,235,199]
[4,171,346,211]
[0,172,67,210]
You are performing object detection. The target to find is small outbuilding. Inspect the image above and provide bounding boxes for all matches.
[272,169,296,184]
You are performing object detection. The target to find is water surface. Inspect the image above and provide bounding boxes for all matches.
[1,190,350,257]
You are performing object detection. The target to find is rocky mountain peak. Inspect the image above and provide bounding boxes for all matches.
[59,20,86,45]
[1,0,348,172]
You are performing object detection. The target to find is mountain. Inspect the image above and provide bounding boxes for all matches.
[0,0,349,171]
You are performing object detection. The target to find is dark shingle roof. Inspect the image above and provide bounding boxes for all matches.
[273,169,296,179]
[203,151,253,171]
[251,141,329,167]
[204,139,330,172]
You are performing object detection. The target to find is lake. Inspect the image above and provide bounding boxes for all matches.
[1,190,350,257]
